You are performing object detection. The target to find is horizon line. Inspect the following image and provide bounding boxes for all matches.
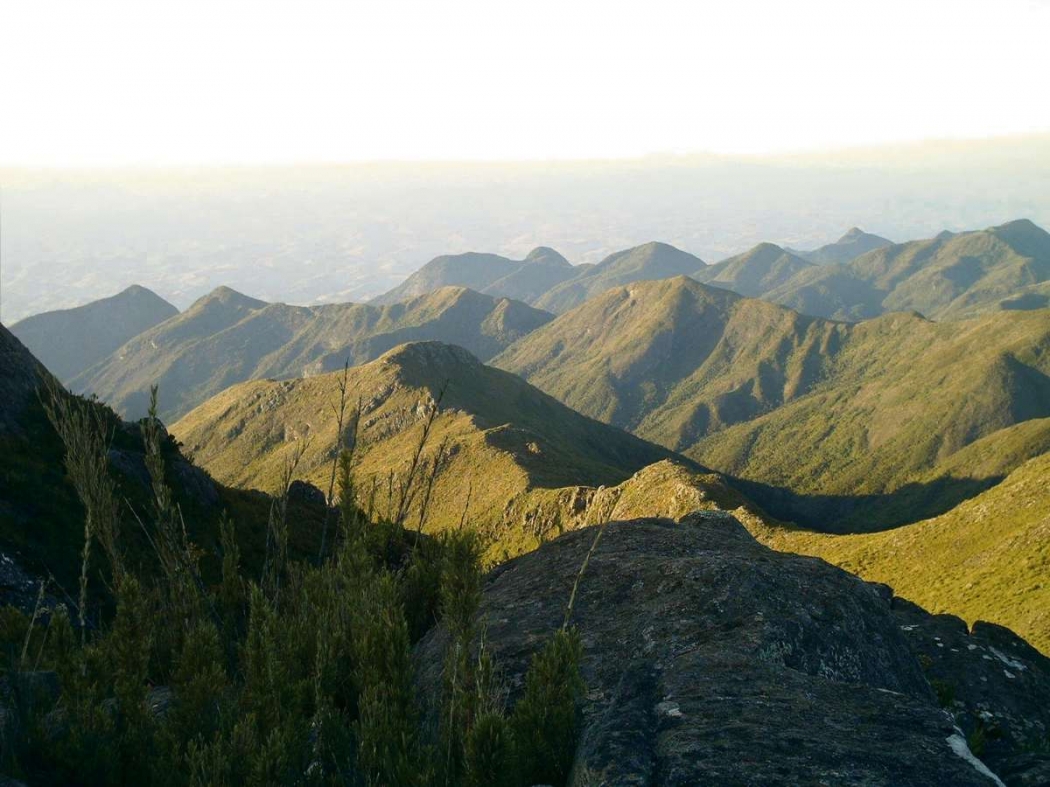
[2,131,1049,173]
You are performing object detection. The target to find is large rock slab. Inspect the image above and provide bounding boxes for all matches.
[417,513,1011,785]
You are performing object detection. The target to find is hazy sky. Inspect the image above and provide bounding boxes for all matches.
[3,0,1050,165]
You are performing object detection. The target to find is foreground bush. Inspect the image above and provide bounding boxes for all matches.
[0,385,585,786]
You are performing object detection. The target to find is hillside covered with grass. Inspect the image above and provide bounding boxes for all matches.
[496,276,1050,530]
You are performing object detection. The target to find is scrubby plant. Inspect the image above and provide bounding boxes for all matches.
[1,380,590,786]
[510,627,585,786]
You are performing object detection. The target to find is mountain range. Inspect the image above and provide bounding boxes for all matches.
[10,285,178,381]
[5,318,1050,785]
[26,218,1049,430]
[766,218,1050,320]
[73,285,552,422]
[370,219,1050,323]
[371,247,579,306]
[494,275,1050,530]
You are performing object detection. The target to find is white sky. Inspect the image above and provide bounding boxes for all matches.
[2,0,1049,166]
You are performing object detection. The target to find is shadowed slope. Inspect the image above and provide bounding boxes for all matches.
[760,447,1050,654]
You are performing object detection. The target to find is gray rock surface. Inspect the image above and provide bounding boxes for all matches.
[892,599,1050,785]
[417,513,1018,785]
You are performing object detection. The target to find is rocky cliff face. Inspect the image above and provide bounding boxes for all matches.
[417,514,1050,785]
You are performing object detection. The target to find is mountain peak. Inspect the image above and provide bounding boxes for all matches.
[991,218,1050,247]
[750,241,788,256]
[196,286,267,310]
[9,286,180,382]
[994,218,1042,233]
[379,340,481,371]
[117,283,166,301]
[524,246,570,266]
[839,227,868,241]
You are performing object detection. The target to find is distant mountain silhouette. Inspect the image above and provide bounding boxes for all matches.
[767,219,1050,320]
[371,248,576,305]
[693,242,814,296]
[534,242,705,313]
[792,227,893,265]
[10,285,178,381]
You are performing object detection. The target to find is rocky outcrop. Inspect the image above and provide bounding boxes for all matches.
[892,598,1050,785]
[417,513,1046,785]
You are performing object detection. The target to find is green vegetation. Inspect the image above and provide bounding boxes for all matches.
[74,286,552,421]
[0,377,587,786]
[691,242,813,297]
[171,341,691,559]
[496,276,1050,530]
[534,242,705,314]
[793,227,893,266]
[765,218,1050,321]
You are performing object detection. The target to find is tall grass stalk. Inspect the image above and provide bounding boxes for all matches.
[41,377,123,641]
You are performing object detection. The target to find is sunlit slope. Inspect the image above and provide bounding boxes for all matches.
[497,276,1050,529]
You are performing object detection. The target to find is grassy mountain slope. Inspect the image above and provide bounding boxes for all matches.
[693,243,815,297]
[766,219,1050,320]
[10,285,178,381]
[171,342,696,554]
[372,247,577,305]
[758,448,1050,653]
[533,242,705,313]
[496,277,839,445]
[75,286,552,422]
[793,227,893,265]
[496,277,1050,530]
[694,309,1050,527]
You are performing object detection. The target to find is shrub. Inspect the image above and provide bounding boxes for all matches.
[511,627,585,786]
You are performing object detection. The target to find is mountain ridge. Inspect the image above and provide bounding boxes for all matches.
[791,227,893,265]
[495,275,1050,531]
[74,286,552,421]
[10,285,178,381]
[533,241,706,313]
[767,218,1050,320]
[372,248,577,306]
[171,340,719,556]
